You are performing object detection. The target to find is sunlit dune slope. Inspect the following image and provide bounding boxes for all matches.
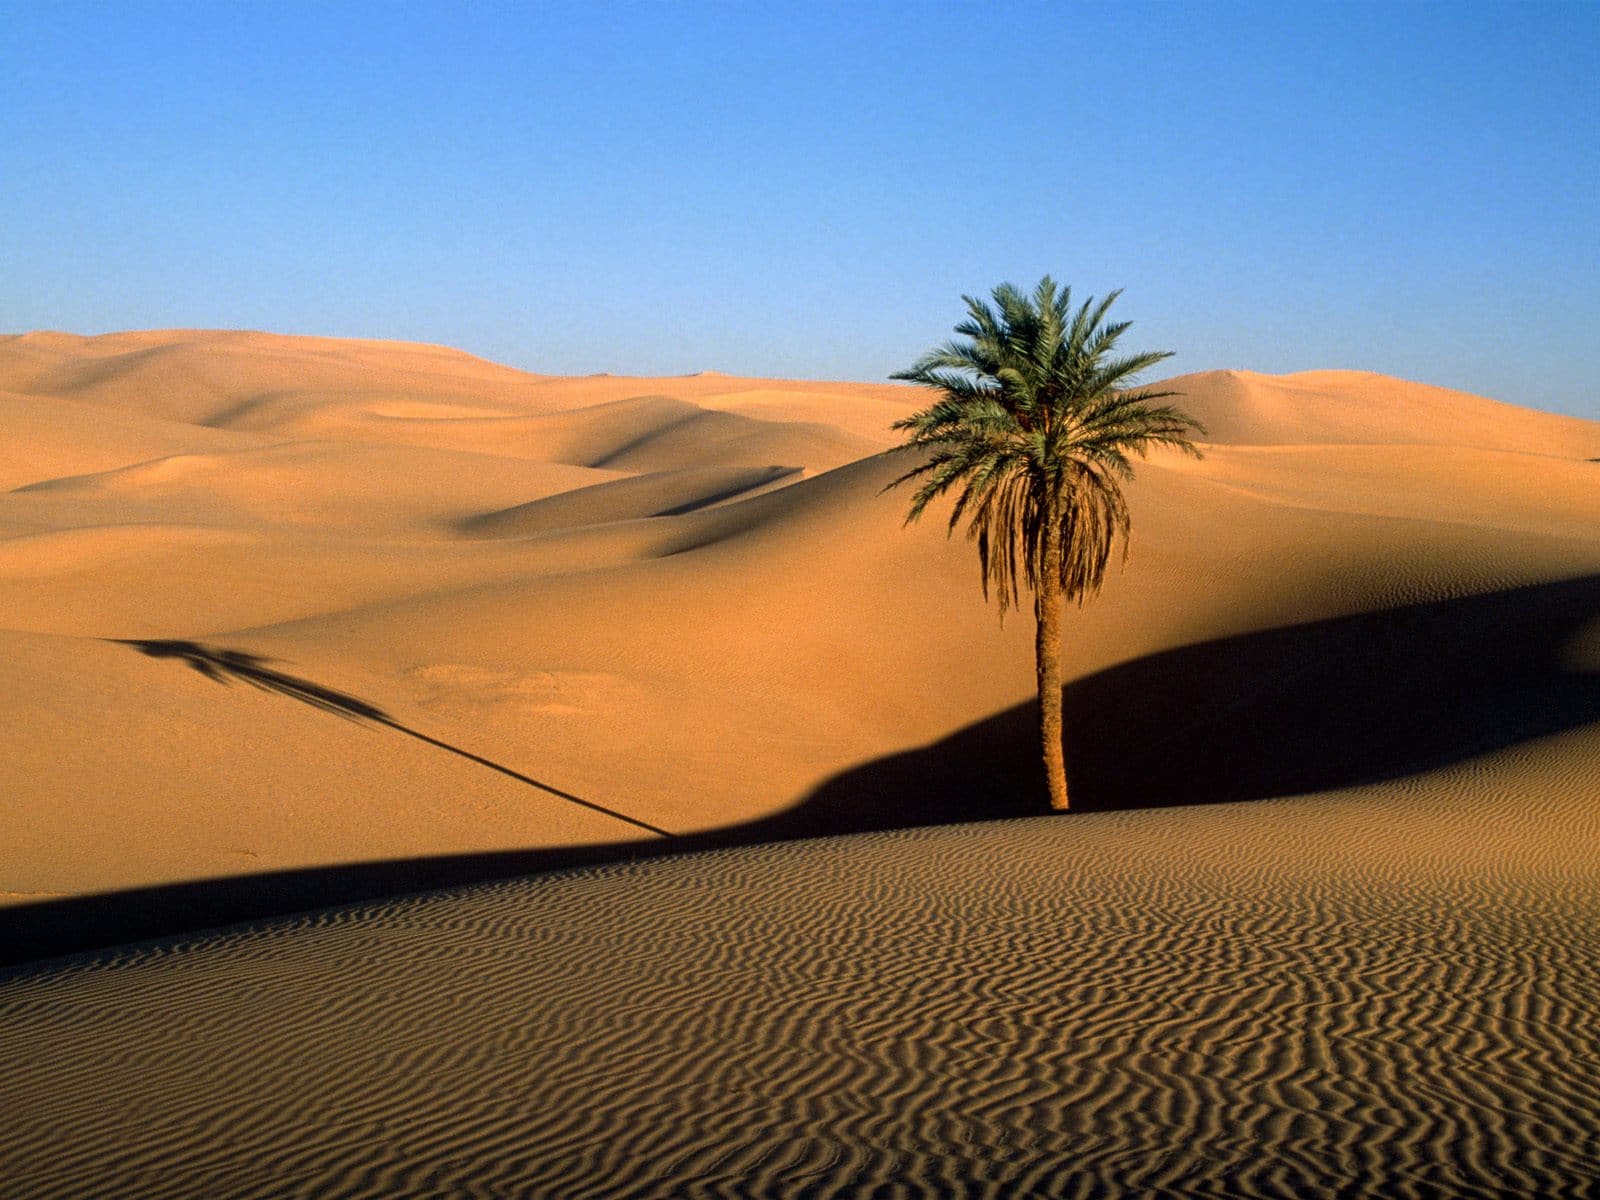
[1168,367,1600,454]
[1,329,1598,904]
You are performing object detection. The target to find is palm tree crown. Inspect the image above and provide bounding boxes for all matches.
[889,277,1203,615]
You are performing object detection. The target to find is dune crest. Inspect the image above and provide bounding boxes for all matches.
[1167,367,1600,454]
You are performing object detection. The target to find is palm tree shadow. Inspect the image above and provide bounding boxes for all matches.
[114,640,671,838]
[118,641,389,721]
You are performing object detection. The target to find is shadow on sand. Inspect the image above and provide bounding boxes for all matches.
[116,641,671,838]
[4,575,1598,970]
[805,572,1600,814]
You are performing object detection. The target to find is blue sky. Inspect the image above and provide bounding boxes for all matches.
[3,2,1597,416]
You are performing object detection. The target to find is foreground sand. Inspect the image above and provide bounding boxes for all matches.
[1,330,1599,1194]
[4,763,1598,1196]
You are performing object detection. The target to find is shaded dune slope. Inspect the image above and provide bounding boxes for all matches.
[806,574,1600,817]
[462,464,804,538]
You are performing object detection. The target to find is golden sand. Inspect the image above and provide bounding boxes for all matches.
[1,330,1597,1194]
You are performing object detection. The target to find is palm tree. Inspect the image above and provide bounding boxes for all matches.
[888,277,1203,810]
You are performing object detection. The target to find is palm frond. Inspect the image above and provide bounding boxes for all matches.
[889,277,1202,611]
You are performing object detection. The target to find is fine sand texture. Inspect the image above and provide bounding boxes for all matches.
[2,330,1600,1194]
[3,776,1598,1197]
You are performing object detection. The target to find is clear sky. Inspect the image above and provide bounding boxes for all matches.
[3,1,1597,416]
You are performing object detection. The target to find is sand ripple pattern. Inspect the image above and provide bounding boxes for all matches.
[3,778,1599,1198]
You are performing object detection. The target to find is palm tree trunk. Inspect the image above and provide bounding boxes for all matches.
[1035,522,1069,811]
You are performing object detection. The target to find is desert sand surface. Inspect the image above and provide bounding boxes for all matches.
[2,330,1600,1195]
[5,783,1599,1197]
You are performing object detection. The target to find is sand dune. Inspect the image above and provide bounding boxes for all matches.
[0,328,1596,897]
[1168,367,1600,454]
[0,388,264,492]
[0,330,556,425]
[1,330,1598,1194]
[462,464,805,538]
[13,440,609,533]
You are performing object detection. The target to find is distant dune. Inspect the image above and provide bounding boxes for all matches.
[1,330,1598,1195]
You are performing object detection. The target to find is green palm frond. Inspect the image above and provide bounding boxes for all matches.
[888,277,1204,615]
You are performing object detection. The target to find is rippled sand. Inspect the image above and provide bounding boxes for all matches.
[4,763,1598,1198]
